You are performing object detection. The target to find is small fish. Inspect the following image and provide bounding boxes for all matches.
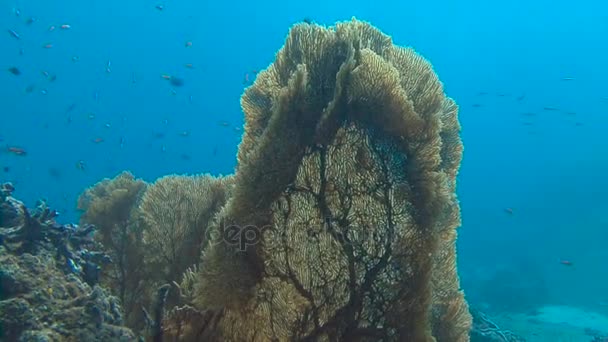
[2,166,9,173]
[25,84,35,93]
[92,137,104,144]
[243,72,250,85]
[185,41,192,47]
[169,76,184,87]
[559,260,573,266]
[67,258,81,273]
[516,94,525,101]
[106,60,111,73]
[12,8,21,17]
[153,132,166,139]
[60,24,71,30]
[71,56,79,62]
[87,113,96,120]
[40,89,48,95]
[575,122,583,126]
[504,208,514,215]
[184,63,194,69]
[48,25,56,31]
[76,160,86,171]
[179,130,190,137]
[302,17,314,24]
[161,74,171,80]
[43,43,53,49]
[156,4,164,11]
[66,103,76,113]
[561,77,574,81]
[25,17,35,25]
[6,146,27,156]
[8,67,21,75]
[543,106,558,111]
[472,104,481,108]
[119,136,126,148]
[7,29,20,39]
[218,121,230,127]
[180,153,191,161]
[48,74,57,82]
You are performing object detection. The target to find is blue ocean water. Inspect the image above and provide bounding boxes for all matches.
[1,0,607,339]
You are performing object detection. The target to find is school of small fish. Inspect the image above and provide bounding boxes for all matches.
[2,5,255,162]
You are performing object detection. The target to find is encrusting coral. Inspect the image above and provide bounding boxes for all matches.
[0,184,136,341]
[191,18,472,341]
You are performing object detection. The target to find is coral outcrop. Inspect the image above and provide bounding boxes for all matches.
[76,172,233,335]
[140,174,233,288]
[193,18,471,341]
[0,183,136,341]
[77,171,149,329]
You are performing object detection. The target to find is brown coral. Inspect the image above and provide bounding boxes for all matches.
[194,18,471,341]
[77,171,148,329]
[139,174,233,289]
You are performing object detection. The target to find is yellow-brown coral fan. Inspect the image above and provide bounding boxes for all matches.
[195,18,471,341]
[139,174,233,287]
[77,171,148,329]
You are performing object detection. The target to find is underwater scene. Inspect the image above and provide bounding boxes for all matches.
[1,0,607,341]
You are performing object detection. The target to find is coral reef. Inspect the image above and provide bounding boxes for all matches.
[0,183,136,341]
[77,171,149,329]
[2,18,474,342]
[77,172,233,335]
[139,174,233,291]
[193,18,471,341]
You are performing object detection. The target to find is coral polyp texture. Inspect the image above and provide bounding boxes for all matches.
[193,18,471,341]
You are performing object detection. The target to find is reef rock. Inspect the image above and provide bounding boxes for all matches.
[0,186,136,341]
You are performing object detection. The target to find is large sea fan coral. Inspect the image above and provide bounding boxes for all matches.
[185,18,471,341]
[77,171,148,329]
[139,174,233,286]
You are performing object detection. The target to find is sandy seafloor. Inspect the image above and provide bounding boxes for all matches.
[492,305,608,341]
